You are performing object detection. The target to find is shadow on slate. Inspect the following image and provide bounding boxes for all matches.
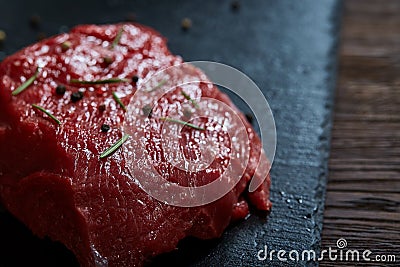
[0,0,341,266]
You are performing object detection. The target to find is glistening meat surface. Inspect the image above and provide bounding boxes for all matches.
[0,23,271,267]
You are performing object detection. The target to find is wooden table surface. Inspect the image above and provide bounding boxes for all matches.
[321,0,400,265]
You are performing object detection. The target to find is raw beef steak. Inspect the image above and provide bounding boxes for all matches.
[0,23,271,266]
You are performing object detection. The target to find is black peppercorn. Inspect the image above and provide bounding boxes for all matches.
[132,75,139,83]
[142,104,153,117]
[231,1,240,11]
[71,91,83,102]
[98,104,106,112]
[101,124,110,132]
[181,18,192,31]
[55,85,66,95]
[245,113,253,124]
[103,56,113,65]
[29,15,41,29]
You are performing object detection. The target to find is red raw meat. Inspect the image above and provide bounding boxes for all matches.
[0,23,271,266]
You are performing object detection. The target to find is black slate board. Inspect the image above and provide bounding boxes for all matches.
[0,0,341,266]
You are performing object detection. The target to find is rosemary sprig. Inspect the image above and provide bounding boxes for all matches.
[160,117,205,131]
[32,104,61,125]
[100,134,130,158]
[69,78,130,84]
[112,92,127,111]
[146,79,167,92]
[111,27,124,49]
[12,67,40,96]
[181,90,199,108]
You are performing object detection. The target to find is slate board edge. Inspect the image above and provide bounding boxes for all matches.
[308,1,343,266]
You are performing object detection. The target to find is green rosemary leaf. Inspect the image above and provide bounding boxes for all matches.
[69,78,130,84]
[31,104,61,125]
[12,67,40,96]
[100,134,130,158]
[181,90,199,108]
[112,91,127,111]
[146,79,167,92]
[111,27,124,49]
[160,117,205,131]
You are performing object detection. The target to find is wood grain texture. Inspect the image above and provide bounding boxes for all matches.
[321,0,400,265]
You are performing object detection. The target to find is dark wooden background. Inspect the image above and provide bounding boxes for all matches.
[321,0,400,265]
